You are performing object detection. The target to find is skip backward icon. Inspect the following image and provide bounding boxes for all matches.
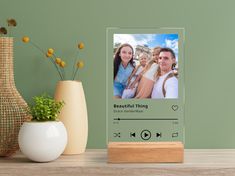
[130,132,136,137]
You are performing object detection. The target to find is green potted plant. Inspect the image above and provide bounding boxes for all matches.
[18,94,67,162]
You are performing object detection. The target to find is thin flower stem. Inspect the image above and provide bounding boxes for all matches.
[52,53,64,80]
[48,58,63,80]
[73,67,79,80]
[30,41,45,55]
[62,68,66,80]
[72,51,79,79]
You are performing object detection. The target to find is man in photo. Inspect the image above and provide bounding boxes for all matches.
[151,48,178,99]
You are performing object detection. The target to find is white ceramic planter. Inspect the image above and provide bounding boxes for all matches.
[18,121,67,162]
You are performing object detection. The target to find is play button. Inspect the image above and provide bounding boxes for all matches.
[140,130,151,140]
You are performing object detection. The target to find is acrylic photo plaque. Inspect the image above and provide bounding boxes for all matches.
[106,28,185,143]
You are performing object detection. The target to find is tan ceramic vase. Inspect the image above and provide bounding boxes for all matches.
[54,81,88,154]
[0,37,29,156]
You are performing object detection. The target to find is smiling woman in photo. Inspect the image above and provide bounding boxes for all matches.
[113,43,135,99]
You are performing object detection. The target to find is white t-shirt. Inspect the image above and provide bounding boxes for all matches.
[151,71,178,99]
[143,63,159,81]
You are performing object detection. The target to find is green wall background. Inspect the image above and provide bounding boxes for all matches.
[1,0,235,148]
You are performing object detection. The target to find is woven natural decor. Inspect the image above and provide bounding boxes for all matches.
[0,37,29,156]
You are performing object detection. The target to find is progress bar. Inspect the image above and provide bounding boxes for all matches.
[113,118,178,121]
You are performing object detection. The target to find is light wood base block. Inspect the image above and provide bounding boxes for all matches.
[108,142,184,163]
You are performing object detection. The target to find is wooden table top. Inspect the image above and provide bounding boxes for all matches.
[1,149,235,176]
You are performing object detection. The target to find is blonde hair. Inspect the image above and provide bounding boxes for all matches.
[139,53,149,61]
[142,47,161,77]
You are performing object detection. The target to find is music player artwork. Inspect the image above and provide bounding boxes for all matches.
[106,28,185,143]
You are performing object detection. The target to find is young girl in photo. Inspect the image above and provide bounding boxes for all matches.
[121,53,148,99]
[135,46,161,98]
[113,43,135,99]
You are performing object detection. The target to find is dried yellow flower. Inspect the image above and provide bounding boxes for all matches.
[78,42,84,49]
[55,58,62,64]
[47,48,54,55]
[60,61,66,68]
[76,61,84,69]
[22,36,30,43]
[46,52,53,58]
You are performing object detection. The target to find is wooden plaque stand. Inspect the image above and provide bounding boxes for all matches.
[108,142,184,163]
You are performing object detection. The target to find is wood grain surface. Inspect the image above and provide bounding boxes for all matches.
[1,149,235,176]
